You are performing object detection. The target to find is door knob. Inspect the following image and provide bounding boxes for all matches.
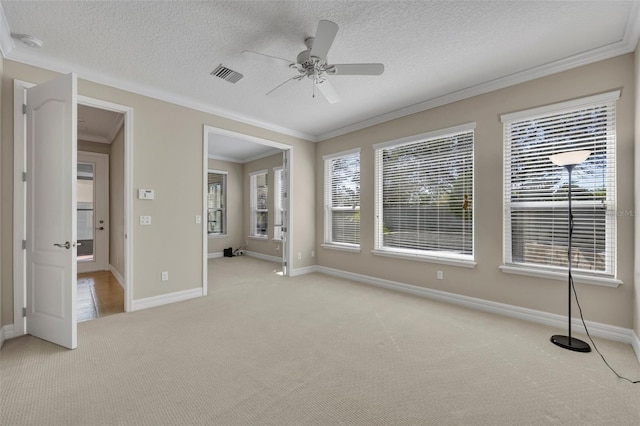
[96,226,104,230]
[53,241,71,249]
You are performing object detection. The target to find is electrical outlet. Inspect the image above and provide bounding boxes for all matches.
[437,270,444,280]
[139,215,152,225]
[195,215,201,224]
[297,252,302,260]
[311,250,315,257]
[161,271,169,281]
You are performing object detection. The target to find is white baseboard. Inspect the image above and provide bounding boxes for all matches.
[208,252,223,259]
[108,264,126,290]
[632,331,640,364]
[244,250,281,263]
[316,266,636,346]
[0,324,15,348]
[131,287,203,312]
[290,265,318,277]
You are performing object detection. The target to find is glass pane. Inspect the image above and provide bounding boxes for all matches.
[77,163,95,261]
[256,211,268,236]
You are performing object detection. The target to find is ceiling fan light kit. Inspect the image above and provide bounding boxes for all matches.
[244,20,384,103]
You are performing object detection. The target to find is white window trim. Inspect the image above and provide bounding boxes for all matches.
[372,248,477,268]
[207,169,227,237]
[372,122,476,151]
[273,166,284,242]
[321,242,361,253]
[373,123,475,263]
[499,265,622,288]
[500,90,620,123]
[500,91,620,285]
[324,148,361,247]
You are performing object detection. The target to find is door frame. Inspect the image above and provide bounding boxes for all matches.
[202,125,294,294]
[77,151,109,273]
[13,79,134,336]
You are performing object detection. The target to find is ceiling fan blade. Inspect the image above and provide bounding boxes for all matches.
[242,50,293,67]
[328,63,385,76]
[316,78,341,104]
[310,20,338,60]
[266,75,303,96]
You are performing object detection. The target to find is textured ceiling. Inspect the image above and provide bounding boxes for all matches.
[1,1,639,143]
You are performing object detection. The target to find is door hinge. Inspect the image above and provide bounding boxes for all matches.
[281,227,287,233]
[22,171,27,182]
[22,240,27,250]
[22,307,27,317]
[22,104,27,114]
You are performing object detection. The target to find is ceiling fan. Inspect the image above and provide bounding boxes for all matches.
[242,20,384,103]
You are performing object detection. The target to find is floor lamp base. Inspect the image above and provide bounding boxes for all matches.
[550,335,591,352]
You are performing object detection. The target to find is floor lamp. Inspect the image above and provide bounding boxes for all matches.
[548,150,591,353]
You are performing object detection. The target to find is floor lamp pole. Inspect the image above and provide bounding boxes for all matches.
[549,151,591,353]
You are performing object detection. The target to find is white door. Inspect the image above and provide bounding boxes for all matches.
[77,152,109,273]
[25,73,78,349]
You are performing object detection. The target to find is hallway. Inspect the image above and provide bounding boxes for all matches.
[77,271,124,322]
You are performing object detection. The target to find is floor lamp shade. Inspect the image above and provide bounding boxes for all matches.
[548,149,591,352]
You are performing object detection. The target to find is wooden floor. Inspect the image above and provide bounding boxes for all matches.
[77,271,124,322]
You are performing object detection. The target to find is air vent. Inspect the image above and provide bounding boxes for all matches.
[210,64,243,84]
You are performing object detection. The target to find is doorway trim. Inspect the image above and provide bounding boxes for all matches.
[202,125,294,295]
[12,79,134,336]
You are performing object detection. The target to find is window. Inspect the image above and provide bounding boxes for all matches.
[207,171,227,235]
[323,149,360,248]
[502,91,618,278]
[250,170,268,238]
[273,166,285,241]
[373,124,474,263]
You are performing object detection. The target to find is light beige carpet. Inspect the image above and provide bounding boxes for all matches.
[1,256,639,425]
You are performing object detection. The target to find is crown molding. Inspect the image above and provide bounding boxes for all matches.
[208,147,281,164]
[4,47,317,143]
[317,2,640,142]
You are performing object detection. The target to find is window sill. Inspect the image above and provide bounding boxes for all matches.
[499,264,622,288]
[322,243,361,253]
[208,234,228,239]
[371,249,476,268]
[248,235,268,240]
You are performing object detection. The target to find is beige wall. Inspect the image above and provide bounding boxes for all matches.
[243,153,284,259]
[207,158,244,255]
[78,139,110,155]
[1,59,315,325]
[0,53,3,332]
[316,53,636,329]
[634,43,640,338]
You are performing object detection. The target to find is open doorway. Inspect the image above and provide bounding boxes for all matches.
[202,126,293,295]
[75,105,125,321]
[12,78,134,342]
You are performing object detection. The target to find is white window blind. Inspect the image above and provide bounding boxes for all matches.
[324,149,360,246]
[374,126,474,260]
[207,171,226,235]
[502,92,618,277]
[250,170,268,237]
[273,167,285,240]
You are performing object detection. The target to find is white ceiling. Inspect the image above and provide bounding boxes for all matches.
[2,1,639,148]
